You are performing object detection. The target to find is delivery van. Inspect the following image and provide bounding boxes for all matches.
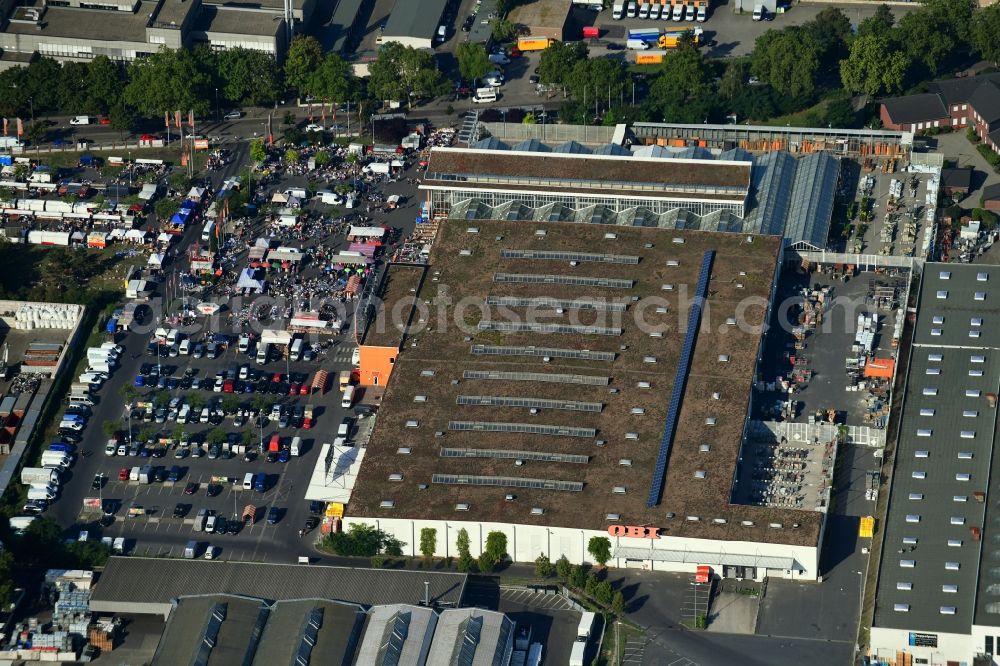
[243,472,254,490]
[339,370,352,390]
[341,386,355,408]
[184,540,198,558]
[253,473,266,492]
[290,436,301,456]
[290,337,303,361]
[256,343,269,364]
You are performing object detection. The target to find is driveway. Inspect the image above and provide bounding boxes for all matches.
[933,130,1000,209]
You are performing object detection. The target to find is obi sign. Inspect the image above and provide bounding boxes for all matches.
[608,525,661,539]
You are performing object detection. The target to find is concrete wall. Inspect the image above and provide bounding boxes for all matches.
[342,516,819,580]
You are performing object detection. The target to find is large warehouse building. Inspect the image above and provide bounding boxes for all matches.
[868,263,1000,666]
[342,219,826,580]
[421,144,841,251]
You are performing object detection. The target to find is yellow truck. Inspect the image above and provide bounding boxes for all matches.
[517,37,555,51]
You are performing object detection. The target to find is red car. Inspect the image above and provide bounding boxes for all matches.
[222,379,235,393]
[118,467,129,481]
[272,372,283,383]
[299,383,309,395]
[99,116,111,125]
[288,382,300,396]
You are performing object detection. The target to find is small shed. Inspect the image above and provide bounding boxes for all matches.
[940,167,973,197]
[983,183,1000,213]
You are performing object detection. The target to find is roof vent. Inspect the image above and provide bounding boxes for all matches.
[705,417,717,426]
[637,381,651,389]
[466,227,479,233]
[421,369,435,377]
[769,522,783,529]
[604,233,616,240]
[940,606,957,615]
[388,473,403,481]
[380,500,395,509]
[504,493,516,501]
[631,407,645,415]
[643,356,657,363]
[619,458,632,466]
[405,420,419,428]
[699,443,711,453]
[694,470,706,479]
[625,432,638,440]
[894,604,910,612]
[685,515,700,522]
[397,447,411,454]
[455,503,470,511]
[741,520,754,526]
[725,317,736,326]
[661,284,674,291]
[418,484,428,490]
[435,431,444,437]
[459,249,472,256]
[711,392,721,400]
[612,486,626,494]
[606,513,621,521]
[712,518,726,524]
[672,237,685,244]
[656,307,667,314]
[718,354,730,363]
[414,395,427,402]
[530,507,545,515]
[896,582,912,591]
[666,259,680,267]
[535,229,546,236]
[650,331,663,338]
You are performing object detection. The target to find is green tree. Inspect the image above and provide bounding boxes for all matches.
[840,34,909,96]
[284,36,323,96]
[492,17,518,42]
[537,41,587,86]
[419,527,437,563]
[585,573,599,597]
[154,198,179,221]
[285,148,300,163]
[456,528,474,571]
[219,48,279,106]
[456,42,491,84]
[522,113,537,124]
[896,0,972,78]
[207,428,226,446]
[220,395,240,414]
[187,393,206,411]
[109,101,138,140]
[566,57,626,113]
[307,53,358,104]
[751,27,822,99]
[123,48,212,117]
[971,3,1000,66]
[534,553,553,577]
[323,523,405,557]
[649,43,716,122]
[457,551,476,572]
[587,536,612,567]
[804,7,853,66]
[484,531,508,562]
[84,56,124,115]
[477,551,498,573]
[249,138,267,164]
[369,43,450,105]
[857,4,895,39]
[102,420,120,438]
[719,61,748,101]
[595,580,614,606]
[611,590,626,615]
[119,384,139,405]
[555,555,572,580]
[824,97,857,128]
[568,564,586,589]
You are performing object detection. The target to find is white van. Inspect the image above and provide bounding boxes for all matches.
[290,338,303,361]
[345,194,356,209]
[202,221,215,242]
[69,395,95,407]
[337,419,350,438]
[473,88,498,104]
[290,436,301,456]
[256,343,269,364]
[70,116,91,125]
[341,386,355,408]
[317,190,343,205]
[179,338,191,355]
[243,472,254,490]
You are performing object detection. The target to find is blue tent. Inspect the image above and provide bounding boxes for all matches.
[79,154,94,166]
[170,213,187,226]
[105,318,117,334]
[180,199,197,210]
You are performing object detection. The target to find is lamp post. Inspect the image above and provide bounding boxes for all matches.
[215,88,219,124]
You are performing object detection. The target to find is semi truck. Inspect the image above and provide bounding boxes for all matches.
[569,612,596,666]
[517,37,554,51]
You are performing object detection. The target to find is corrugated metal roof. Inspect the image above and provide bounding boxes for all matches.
[425,608,515,666]
[783,151,839,249]
[90,558,467,614]
[354,604,437,666]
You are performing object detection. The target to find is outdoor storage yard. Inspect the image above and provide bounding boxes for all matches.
[348,219,822,546]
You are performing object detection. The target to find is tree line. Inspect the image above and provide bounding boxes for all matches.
[0,35,449,126]
[525,0,999,127]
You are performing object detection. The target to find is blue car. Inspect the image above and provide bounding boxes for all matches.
[157,376,168,389]
[134,375,145,387]
[166,377,179,390]
[278,449,290,463]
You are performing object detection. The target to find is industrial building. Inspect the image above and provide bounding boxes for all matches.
[868,263,1000,665]
[507,0,570,41]
[421,143,841,251]
[343,219,826,580]
[379,0,449,49]
[0,0,289,67]
[150,596,514,666]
